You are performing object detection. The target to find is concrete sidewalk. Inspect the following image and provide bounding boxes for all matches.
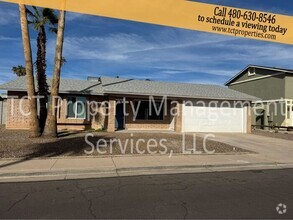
[0,153,291,182]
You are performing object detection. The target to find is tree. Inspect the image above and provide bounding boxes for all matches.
[43,10,66,137]
[26,7,58,131]
[12,65,26,77]
[19,4,41,137]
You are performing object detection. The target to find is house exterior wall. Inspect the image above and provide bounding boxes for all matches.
[253,101,287,127]
[107,96,116,132]
[89,96,108,131]
[6,91,30,129]
[229,75,285,100]
[56,95,90,130]
[123,98,173,131]
[4,91,250,132]
[54,94,109,131]
[285,75,293,99]
[5,92,108,131]
[228,69,293,128]
[268,102,286,126]
[175,101,183,132]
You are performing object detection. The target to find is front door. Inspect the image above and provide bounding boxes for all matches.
[115,103,125,130]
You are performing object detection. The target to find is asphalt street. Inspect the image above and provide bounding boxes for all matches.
[0,169,293,219]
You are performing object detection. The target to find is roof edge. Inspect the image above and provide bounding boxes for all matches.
[104,90,260,102]
[225,65,293,86]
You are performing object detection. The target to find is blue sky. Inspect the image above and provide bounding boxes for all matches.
[0,0,293,88]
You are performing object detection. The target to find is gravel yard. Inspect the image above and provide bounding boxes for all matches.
[253,129,293,141]
[0,127,251,158]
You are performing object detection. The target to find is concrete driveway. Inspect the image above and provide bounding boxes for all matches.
[197,133,293,164]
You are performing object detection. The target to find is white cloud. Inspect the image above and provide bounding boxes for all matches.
[0,9,19,25]
[48,31,235,62]
[0,36,19,41]
[46,28,293,81]
[158,68,238,77]
[66,12,86,21]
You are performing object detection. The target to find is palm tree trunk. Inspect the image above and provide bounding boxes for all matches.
[19,4,41,138]
[43,10,66,137]
[36,25,49,132]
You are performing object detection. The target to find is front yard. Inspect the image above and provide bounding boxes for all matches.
[253,129,293,141]
[0,127,251,159]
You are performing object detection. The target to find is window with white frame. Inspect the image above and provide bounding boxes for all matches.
[67,97,87,119]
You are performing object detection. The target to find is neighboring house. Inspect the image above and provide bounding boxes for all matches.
[0,76,257,133]
[0,93,7,125]
[226,65,293,128]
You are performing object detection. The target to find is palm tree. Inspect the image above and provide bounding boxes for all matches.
[26,7,58,131]
[19,4,41,137]
[12,65,26,77]
[43,10,66,137]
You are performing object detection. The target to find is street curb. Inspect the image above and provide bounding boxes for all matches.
[0,151,255,161]
[0,162,291,183]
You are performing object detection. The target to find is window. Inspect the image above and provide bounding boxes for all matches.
[248,67,256,76]
[67,97,87,119]
[135,101,165,121]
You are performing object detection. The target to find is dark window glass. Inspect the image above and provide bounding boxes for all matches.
[67,97,76,118]
[135,101,164,121]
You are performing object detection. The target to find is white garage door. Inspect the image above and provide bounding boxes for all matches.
[182,101,247,133]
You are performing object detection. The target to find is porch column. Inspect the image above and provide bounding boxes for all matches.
[246,105,252,133]
[175,100,183,132]
[107,96,116,132]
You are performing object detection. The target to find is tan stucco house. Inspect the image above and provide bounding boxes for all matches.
[0,76,257,133]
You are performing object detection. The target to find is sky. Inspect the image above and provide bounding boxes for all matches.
[0,0,293,89]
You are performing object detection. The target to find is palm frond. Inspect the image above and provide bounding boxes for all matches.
[61,57,67,66]
[26,7,37,20]
[32,6,40,18]
[43,8,58,25]
[49,27,58,34]
[12,65,26,77]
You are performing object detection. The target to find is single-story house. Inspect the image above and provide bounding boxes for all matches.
[226,65,293,128]
[0,93,7,125]
[0,76,258,133]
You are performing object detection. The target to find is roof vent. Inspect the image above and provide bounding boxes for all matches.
[248,67,256,76]
[87,76,101,82]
